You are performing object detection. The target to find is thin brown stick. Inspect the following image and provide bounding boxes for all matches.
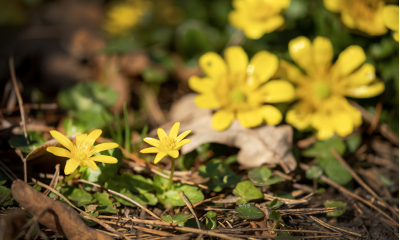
[180,190,201,229]
[330,147,397,217]
[263,194,309,205]
[0,160,18,181]
[300,163,399,227]
[9,57,29,145]
[0,192,12,205]
[309,216,362,238]
[367,101,383,134]
[279,207,343,216]
[78,179,162,220]
[0,103,58,113]
[15,149,27,183]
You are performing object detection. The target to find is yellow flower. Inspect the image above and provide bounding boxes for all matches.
[189,46,295,131]
[382,5,399,42]
[47,130,119,175]
[323,0,387,36]
[280,36,385,139]
[228,0,291,39]
[104,0,152,36]
[140,122,191,164]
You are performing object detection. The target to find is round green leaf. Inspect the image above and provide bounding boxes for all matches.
[248,167,272,186]
[235,203,265,220]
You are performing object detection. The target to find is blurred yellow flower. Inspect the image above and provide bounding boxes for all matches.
[382,5,399,42]
[323,0,387,36]
[104,0,152,36]
[189,46,295,131]
[47,130,119,175]
[280,36,385,139]
[140,122,191,164]
[229,0,291,39]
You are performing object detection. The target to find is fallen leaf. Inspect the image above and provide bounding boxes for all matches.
[11,180,113,240]
[0,209,27,240]
[161,94,296,172]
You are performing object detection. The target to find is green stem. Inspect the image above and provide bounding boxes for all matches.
[55,168,79,189]
[167,158,176,191]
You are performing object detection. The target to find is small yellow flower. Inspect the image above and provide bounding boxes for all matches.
[382,5,399,42]
[229,0,291,39]
[189,46,295,131]
[323,0,387,36]
[140,122,191,164]
[280,36,385,139]
[104,0,152,36]
[47,130,119,175]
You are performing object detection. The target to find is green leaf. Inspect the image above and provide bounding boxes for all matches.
[92,192,120,214]
[264,176,286,186]
[317,157,352,185]
[233,181,263,204]
[81,148,123,188]
[184,218,204,229]
[60,187,95,207]
[198,159,241,192]
[158,184,204,206]
[306,166,323,180]
[302,136,346,159]
[0,186,13,206]
[161,215,173,223]
[248,167,272,186]
[122,174,155,194]
[268,199,283,210]
[62,117,85,136]
[345,134,361,153]
[235,203,265,220]
[173,213,191,227]
[269,210,281,221]
[142,67,168,83]
[205,211,217,230]
[0,171,7,185]
[9,132,46,154]
[325,200,346,217]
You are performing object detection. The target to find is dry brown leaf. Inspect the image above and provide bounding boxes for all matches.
[0,209,27,240]
[163,94,296,172]
[11,180,113,240]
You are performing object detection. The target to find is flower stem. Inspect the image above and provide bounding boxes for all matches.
[167,158,176,191]
[55,168,79,189]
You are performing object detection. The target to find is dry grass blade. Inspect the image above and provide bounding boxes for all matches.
[309,216,362,238]
[330,147,398,217]
[180,190,201,229]
[44,164,60,196]
[263,194,309,205]
[279,207,343,216]
[300,163,399,227]
[78,179,162,220]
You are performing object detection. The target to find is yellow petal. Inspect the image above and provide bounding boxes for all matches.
[333,113,354,137]
[144,137,160,147]
[64,159,81,175]
[177,130,191,142]
[289,36,312,72]
[312,36,333,72]
[248,51,279,84]
[276,0,291,9]
[157,128,167,140]
[175,139,191,149]
[244,16,285,39]
[344,82,385,98]
[212,109,235,131]
[341,12,356,29]
[286,103,312,130]
[382,5,399,31]
[85,160,98,171]
[85,129,102,148]
[261,80,295,103]
[76,134,87,148]
[169,122,180,138]
[333,45,366,77]
[393,32,399,42]
[47,146,73,158]
[140,147,160,153]
[154,152,167,163]
[316,129,335,140]
[90,155,118,163]
[342,63,376,86]
[199,52,227,80]
[237,109,263,128]
[311,113,334,140]
[91,143,119,155]
[262,15,285,33]
[194,93,221,109]
[50,130,74,151]
[258,105,282,125]
[188,76,215,93]
[168,150,179,158]
[224,46,248,77]
[277,60,307,84]
[323,0,341,12]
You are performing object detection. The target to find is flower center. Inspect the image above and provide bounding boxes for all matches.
[161,136,176,150]
[230,90,247,103]
[315,82,331,98]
